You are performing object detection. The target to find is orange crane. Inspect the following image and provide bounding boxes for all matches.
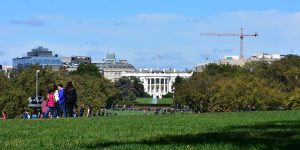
[201,28,258,60]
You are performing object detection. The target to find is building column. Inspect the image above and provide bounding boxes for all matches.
[163,78,166,94]
[153,77,156,98]
[168,78,172,93]
[156,77,159,97]
[144,78,148,93]
[159,78,161,94]
[165,78,168,93]
[149,78,151,93]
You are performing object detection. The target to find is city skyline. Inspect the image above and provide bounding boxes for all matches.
[1,0,300,70]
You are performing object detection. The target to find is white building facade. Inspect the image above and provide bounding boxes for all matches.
[122,70,193,99]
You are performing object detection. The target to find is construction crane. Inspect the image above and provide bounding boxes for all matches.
[201,28,258,60]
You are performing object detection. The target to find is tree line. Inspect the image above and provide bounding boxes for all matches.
[174,55,300,113]
[0,64,145,118]
[2,55,300,117]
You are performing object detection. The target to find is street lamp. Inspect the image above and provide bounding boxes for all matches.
[36,70,40,100]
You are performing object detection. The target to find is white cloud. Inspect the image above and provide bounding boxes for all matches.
[9,18,46,26]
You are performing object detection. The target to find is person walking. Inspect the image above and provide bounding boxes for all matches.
[45,88,56,118]
[64,82,77,117]
[57,84,67,117]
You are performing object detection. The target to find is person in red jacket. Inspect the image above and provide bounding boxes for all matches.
[1,112,7,120]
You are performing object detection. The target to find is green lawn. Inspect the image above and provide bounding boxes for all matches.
[134,97,173,104]
[0,111,300,149]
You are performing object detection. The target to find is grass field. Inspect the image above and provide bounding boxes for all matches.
[134,98,173,104]
[0,111,300,149]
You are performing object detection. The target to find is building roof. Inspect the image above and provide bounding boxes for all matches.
[135,69,183,73]
[106,53,116,60]
[96,62,135,69]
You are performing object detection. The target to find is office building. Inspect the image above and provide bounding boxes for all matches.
[13,46,61,71]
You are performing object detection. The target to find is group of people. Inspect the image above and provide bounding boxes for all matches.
[41,81,77,118]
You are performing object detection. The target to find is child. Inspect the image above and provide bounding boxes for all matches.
[41,99,48,118]
[1,112,7,120]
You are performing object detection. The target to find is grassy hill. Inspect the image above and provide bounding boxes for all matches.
[0,110,299,149]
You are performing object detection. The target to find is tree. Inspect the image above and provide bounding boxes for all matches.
[0,65,119,117]
[209,75,286,112]
[175,62,289,113]
[114,76,147,103]
[70,63,101,77]
[286,87,300,110]
[115,77,137,102]
[174,73,216,113]
[204,63,245,78]
[65,74,116,112]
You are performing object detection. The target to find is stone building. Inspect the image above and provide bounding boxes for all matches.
[94,53,136,82]
[122,69,193,99]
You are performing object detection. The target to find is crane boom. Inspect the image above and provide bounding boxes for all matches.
[201,28,257,60]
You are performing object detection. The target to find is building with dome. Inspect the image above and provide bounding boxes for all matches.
[94,53,136,82]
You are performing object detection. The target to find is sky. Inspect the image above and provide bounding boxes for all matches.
[0,0,300,70]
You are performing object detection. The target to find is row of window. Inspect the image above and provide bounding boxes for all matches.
[146,78,169,84]
[13,57,61,68]
[147,85,169,93]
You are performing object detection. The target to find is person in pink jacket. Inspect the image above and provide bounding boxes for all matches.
[45,88,56,118]
[41,99,48,118]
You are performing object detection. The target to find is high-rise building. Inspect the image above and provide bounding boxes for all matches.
[27,46,53,57]
[13,46,61,71]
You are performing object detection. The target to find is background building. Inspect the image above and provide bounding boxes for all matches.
[216,55,248,66]
[250,53,285,63]
[27,46,53,57]
[70,56,91,65]
[0,65,12,78]
[61,56,91,71]
[13,46,61,71]
[95,53,136,82]
[122,69,193,99]
[195,52,286,72]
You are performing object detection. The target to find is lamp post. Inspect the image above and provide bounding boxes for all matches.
[36,70,40,100]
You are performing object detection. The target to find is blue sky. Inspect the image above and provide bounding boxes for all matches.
[1,0,300,70]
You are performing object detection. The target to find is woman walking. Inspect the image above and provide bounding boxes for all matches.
[65,82,77,117]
